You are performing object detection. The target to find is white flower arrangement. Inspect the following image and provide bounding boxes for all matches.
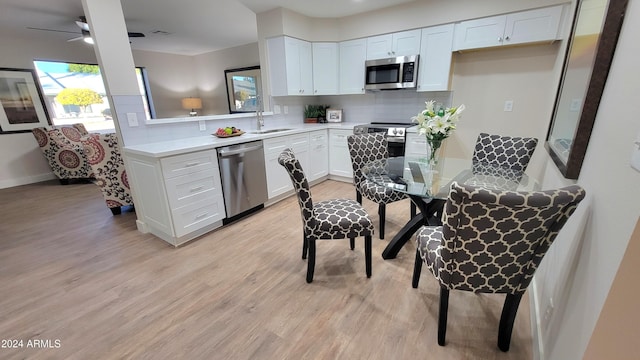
[411,100,465,163]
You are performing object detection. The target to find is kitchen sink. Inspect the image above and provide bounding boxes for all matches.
[248,128,294,134]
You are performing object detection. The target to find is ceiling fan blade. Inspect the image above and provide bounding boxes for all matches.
[27,27,81,35]
[75,20,90,32]
[67,36,83,42]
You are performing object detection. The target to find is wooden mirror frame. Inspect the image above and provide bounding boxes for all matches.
[545,0,628,179]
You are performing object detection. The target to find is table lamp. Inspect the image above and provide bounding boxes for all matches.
[182,97,202,116]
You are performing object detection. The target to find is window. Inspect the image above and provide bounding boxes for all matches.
[33,60,155,132]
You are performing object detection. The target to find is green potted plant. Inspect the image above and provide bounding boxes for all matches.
[304,105,320,123]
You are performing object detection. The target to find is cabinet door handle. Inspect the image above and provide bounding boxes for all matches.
[185,162,200,167]
[498,37,503,42]
[190,185,204,193]
[195,212,209,219]
[505,36,510,41]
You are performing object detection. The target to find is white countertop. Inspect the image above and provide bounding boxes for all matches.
[124,123,359,158]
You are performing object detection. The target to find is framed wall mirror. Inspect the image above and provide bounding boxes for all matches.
[224,66,262,114]
[545,0,628,179]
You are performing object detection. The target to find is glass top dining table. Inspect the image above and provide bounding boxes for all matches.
[362,156,537,259]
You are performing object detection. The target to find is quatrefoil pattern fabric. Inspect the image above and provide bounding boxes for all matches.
[278,148,373,241]
[417,182,585,295]
[472,133,538,173]
[347,133,406,204]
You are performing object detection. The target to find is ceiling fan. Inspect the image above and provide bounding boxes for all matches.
[28,16,145,43]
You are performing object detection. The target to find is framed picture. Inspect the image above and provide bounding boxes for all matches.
[326,109,343,123]
[224,65,262,113]
[0,68,50,134]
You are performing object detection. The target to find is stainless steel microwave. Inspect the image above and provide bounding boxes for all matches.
[364,55,419,90]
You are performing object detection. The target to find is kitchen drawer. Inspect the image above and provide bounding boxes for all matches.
[172,195,225,238]
[161,150,218,178]
[165,168,221,209]
[263,137,289,155]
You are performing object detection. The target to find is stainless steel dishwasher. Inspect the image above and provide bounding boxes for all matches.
[217,140,268,224]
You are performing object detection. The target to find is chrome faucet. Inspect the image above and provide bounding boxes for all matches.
[256,95,264,130]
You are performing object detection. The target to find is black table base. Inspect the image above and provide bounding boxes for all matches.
[381,195,445,260]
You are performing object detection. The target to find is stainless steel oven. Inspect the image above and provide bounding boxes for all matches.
[353,122,414,157]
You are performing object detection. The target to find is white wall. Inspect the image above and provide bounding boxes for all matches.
[534,0,640,358]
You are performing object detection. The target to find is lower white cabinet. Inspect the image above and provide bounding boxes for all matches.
[308,130,329,181]
[329,129,353,178]
[264,133,310,199]
[127,149,226,246]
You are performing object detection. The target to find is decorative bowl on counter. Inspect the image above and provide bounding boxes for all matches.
[213,127,244,138]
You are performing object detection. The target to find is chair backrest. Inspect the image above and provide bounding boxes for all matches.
[472,133,538,172]
[347,133,389,186]
[81,133,133,206]
[278,148,316,237]
[436,182,585,295]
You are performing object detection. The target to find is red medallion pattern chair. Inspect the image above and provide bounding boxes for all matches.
[31,124,94,185]
[412,181,586,351]
[278,148,374,283]
[81,133,134,215]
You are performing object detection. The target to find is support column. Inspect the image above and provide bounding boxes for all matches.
[81,0,145,146]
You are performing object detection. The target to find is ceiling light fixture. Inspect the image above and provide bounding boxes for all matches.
[82,30,94,44]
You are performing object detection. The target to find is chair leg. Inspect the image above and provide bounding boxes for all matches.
[110,206,122,215]
[498,293,523,352]
[349,238,355,250]
[364,235,372,278]
[306,239,316,283]
[356,191,362,205]
[412,249,422,288]
[378,203,385,240]
[411,202,417,217]
[302,234,308,260]
[438,286,450,346]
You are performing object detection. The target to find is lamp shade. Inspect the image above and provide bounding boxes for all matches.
[181,97,202,110]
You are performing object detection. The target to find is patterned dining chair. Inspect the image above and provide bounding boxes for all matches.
[278,148,374,283]
[472,132,538,172]
[347,133,409,239]
[412,182,586,351]
[32,124,93,184]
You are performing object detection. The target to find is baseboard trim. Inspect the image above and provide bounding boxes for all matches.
[0,172,56,189]
[530,282,545,360]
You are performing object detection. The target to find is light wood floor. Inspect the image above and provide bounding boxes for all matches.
[0,179,532,360]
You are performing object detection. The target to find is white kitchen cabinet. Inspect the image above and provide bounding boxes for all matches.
[453,5,563,51]
[417,24,455,92]
[366,29,422,60]
[267,36,313,96]
[127,149,226,246]
[329,129,353,179]
[339,38,367,95]
[263,133,310,199]
[307,130,329,181]
[312,42,339,95]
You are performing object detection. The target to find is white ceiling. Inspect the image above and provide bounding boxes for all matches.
[0,0,415,56]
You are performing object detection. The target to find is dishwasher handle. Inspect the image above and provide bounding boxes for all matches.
[218,143,263,157]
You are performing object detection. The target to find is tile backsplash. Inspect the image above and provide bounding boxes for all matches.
[271,90,452,125]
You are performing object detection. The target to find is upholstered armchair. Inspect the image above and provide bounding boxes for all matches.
[81,133,134,215]
[32,124,94,185]
[412,182,586,351]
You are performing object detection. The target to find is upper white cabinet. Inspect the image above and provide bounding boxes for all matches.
[339,38,367,95]
[366,29,422,60]
[417,24,455,92]
[312,42,339,95]
[453,5,563,51]
[267,36,313,96]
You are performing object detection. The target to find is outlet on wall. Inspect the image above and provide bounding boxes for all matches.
[504,100,514,112]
